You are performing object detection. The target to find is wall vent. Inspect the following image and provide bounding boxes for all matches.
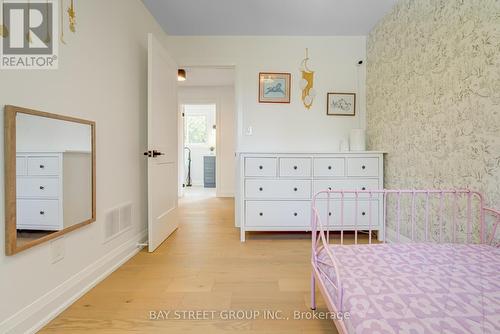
[103,202,134,243]
[119,203,133,230]
[104,209,120,240]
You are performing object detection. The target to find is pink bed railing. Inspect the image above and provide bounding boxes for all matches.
[310,189,500,333]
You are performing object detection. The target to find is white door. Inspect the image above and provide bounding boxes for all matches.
[147,33,178,252]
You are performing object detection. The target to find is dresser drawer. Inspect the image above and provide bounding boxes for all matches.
[16,157,27,176]
[245,158,277,177]
[245,179,311,199]
[17,177,60,198]
[27,156,60,176]
[245,201,310,227]
[313,158,345,177]
[346,158,379,177]
[279,158,311,177]
[315,200,379,228]
[17,199,60,230]
[313,179,379,198]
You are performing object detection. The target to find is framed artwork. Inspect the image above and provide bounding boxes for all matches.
[259,72,291,103]
[327,92,356,116]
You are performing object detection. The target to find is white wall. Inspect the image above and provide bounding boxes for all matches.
[167,36,367,153]
[0,1,169,332]
[16,113,92,152]
[178,86,236,197]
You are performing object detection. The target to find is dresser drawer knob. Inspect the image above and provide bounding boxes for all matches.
[328,187,332,191]
[362,212,366,216]
[259,212,263,216]
[329,212,332,217]
[362,165,366,170]
[328,166,332,170]
[39,165,45,169]
[40,211,45,215]
[293,166,298,170]
[293,187,298,192]
[293,212,298,216]
[259,165,263,170]
[362,187,366,191]
[259,187,263,191]
[39,186,45,190]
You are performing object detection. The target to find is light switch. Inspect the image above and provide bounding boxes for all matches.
[245,126,253,136]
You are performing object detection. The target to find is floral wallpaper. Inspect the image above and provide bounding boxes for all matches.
[366,0,500,240]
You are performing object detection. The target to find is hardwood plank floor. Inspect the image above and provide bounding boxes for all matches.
[41,193,342,333]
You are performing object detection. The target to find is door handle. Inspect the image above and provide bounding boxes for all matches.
[152,150,164,157]
[143,150,165,158]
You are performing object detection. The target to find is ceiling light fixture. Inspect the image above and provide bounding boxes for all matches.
[178,69,186,81]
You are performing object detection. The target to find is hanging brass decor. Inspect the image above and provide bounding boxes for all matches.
[26,0,32,43]
[44,0,51,43]
[0,0,8,38]
[68,0,76,33]
[60,0,66,44]
[300,48,316,110]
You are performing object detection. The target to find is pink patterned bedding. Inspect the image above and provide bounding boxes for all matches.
[317,243,500,334]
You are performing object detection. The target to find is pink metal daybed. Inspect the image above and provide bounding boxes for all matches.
[310,189,500,334]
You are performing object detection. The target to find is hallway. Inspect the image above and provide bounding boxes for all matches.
[40,196,335,333]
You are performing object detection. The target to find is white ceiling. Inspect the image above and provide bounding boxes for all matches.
[178,67,235,87]
[143,0,398,36]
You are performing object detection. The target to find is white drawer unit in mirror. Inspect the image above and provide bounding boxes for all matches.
[16,153,64,231]
[237,152,384,242]
[4,105,95,255]
[16,152,93,231]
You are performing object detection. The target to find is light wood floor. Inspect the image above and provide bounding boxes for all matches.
[41,194,339,334]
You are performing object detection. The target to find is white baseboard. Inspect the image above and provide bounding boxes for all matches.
[0,230,147,334]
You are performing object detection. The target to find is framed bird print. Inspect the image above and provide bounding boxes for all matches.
[259,72,291,103]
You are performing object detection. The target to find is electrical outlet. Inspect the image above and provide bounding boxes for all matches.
[50,237,65,263]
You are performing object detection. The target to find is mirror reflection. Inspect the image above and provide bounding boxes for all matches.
[15,113,93,248]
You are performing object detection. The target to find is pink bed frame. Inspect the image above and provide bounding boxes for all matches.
[310,189,500,334]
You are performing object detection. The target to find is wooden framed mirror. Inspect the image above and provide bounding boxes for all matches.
[4,105,96,255]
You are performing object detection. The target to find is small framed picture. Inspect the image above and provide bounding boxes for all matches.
[327,92,356,116]
[259,72,291,103]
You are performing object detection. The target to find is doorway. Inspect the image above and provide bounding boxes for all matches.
[176,66,236,200]
[181,104,217,199]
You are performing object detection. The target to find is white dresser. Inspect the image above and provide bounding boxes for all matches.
[237,152,384,242]
[16,151,92,231]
